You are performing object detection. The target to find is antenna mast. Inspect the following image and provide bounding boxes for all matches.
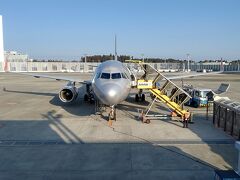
[114,34,117,61]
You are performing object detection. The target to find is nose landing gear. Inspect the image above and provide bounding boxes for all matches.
[108,105,116,126]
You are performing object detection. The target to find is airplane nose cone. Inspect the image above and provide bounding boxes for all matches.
[102,84,122,105]
[108,89,117,98]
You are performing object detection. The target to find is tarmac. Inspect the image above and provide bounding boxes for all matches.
[0,72,239,180]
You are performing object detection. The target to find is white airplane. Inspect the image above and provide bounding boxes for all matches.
[15,37,224,121]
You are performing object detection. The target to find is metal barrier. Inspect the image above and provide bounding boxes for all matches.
[0,61,240,72]
[213,99,240,139]
[0,62,100,72]
[0,62,181,72]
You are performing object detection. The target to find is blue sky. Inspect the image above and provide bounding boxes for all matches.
[0,0,240,60]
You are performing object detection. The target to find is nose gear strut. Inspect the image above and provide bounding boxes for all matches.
[108,105,116,126]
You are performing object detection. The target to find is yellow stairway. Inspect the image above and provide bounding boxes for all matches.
[150,88,188,117]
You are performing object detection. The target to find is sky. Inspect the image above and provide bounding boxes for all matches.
[0,0,240,61]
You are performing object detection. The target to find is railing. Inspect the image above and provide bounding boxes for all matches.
[0,61,240,72]
[213,100,240,139]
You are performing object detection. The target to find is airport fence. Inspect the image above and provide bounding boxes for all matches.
[0,62,181,72]
[0,61,239,72]
[213,99,240,139]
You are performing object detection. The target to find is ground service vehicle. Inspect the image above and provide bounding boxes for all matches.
[184,85,213,108]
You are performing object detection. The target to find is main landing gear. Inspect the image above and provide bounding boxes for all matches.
[135,89,145,102]
[83,84,94,104]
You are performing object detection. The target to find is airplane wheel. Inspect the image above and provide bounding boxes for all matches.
[135,94,139,102]
[90,98,95,104]
[114,109,116,121]
[108,112,114,120]
[84,94,88,101]
[146,119,150,124]
[89,94,95,104]
[141,94,145,102]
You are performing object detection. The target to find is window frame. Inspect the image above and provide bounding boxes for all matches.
[111,73,122,79]
[100,72,111,79]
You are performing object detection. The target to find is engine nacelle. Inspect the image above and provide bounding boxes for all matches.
[59,86,78,103]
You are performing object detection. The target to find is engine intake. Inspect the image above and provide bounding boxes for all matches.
[59,86,78,103]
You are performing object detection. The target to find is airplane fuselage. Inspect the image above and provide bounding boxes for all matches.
[91,60,131,106]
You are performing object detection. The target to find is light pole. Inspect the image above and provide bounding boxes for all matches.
[84,54,87,63]
[141,54,144,63]
[186,53,190,72]
[238,60,240,71]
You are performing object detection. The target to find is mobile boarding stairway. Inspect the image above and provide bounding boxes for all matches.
[132,63,192,123]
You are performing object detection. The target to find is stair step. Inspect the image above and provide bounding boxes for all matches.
[150,88,186,116]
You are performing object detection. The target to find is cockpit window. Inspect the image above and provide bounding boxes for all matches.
[101,73,110,79]
[111,73,121,79]
[96,73,101,79]
[121,73,127,79]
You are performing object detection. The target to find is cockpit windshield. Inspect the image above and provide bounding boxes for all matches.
[99,72,127,80]
[195,90,210,98]
[201,91,210,98]
[101,73,110,79]
[111,73,121,79]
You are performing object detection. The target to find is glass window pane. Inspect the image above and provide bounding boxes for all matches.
[195,91,200,97]
[121,73,127,79]
[112,73,121,79]
[97,72,101,78]
[101,73,110,79]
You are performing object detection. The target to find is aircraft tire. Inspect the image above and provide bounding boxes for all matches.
[141,94,145,102]
[114,109,116,121]
[135,94,139,102]
[90,99,95,104]
[84,94,88,101]
[108,112,115,120]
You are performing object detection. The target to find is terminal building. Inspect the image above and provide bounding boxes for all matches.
[4,51,29,62]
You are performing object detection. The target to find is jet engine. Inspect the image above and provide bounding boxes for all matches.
[59,86,78,103]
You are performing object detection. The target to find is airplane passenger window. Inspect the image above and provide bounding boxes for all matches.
[101,73,110,79]
[112,73,121,79]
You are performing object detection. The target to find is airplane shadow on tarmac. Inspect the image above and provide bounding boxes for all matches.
[3,86,172,121]
[0,89,237,176]
[118,95,184,127]
[3,86,95,116]
[0,109,237,179]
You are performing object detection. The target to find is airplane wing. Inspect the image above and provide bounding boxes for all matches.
[213,83,230,95]
[164,71,222,80]
[13,72,90,84]
[88,64,98,68]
